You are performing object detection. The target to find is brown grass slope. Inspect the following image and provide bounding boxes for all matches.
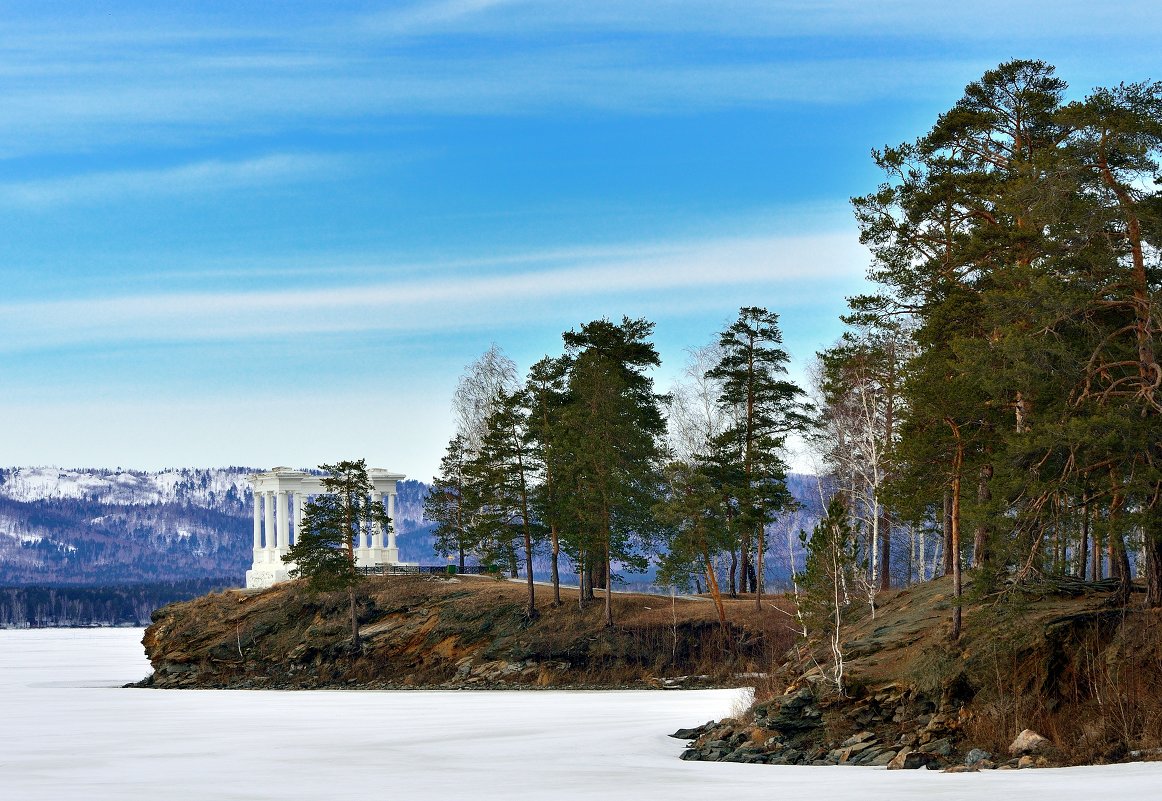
[136,574,797,690]
[681,576,1162,768]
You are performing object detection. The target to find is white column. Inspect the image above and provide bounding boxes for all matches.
[277,490,290,557]
[294,492,304,545]
[370,491,384,563]
[264,490,275,563]
[252,492,262,556]
[386,491,399,563]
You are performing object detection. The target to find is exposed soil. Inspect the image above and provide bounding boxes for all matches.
[676,576,1162,770]
[135,574,798,690]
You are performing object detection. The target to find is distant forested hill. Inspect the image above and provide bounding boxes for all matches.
[0,467,434,587]
[0,579,235,627]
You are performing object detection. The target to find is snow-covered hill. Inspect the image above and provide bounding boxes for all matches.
[0,467,434,587]
[0,466,254,507]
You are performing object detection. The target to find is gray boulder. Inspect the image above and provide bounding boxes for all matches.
[1009,729,1050,756]
[965,748,992,766]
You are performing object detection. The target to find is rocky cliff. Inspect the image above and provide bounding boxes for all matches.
[136,574,796,689]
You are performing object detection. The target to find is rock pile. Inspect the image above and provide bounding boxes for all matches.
[676,682,950,767]
[674,682,1059,771]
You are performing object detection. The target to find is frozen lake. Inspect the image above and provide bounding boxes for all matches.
[1,629,1160,800]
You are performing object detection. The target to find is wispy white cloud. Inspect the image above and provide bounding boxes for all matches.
[357,0,1162,40]
[2,1,1152,156]
[364,0,527,35]
[0,154,344,208]
[0,229,865,351]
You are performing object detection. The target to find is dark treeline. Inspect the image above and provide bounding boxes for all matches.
[0,578,234,627]
[811,59,1162,636]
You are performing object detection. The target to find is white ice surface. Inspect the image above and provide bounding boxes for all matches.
[2,628,1161,801]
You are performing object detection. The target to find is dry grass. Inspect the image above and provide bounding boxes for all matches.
[961,608,1162,764]
[146,573,800,690]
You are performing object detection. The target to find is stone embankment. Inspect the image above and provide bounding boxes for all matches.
[675,682,1062,770]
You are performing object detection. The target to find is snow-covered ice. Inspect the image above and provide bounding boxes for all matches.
[1,629,1161,800]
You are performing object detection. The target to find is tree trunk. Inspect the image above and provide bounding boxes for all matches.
[550,525,561,605]
[1053,524,1062,575]
[930,534,942,583]
[881,352,896,591]
[592,555,607,594]
[1111,531,1132,603]
[1091,513,1103,581]
[728,549,738,598]
[911,523,920,584]
[1147,498,1162,608]
[1077,498,1089,581]
[515,439,537,620]
[704,551,729,634]
[349,587,360,649]
[942,489,955,577]
[754,525,765,610]
[1107,471,1132,603]
[951,484,963,641]
[739,537,751,595]
[947,421,964,642]
[879,512,892,591]
[603,539,614,628]
[579,548,588,609]
[972,464,993,568]
[456,487,465,572]
[1146,531,1162,608]
[346,488,359,648]
[523,529,536,619]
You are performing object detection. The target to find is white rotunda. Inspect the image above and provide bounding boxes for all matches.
[244,466,407,589]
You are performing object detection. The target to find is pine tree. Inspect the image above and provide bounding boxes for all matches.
[525,356,569,606]
[424,435,475,571]
[556,317,667,627]
[654,459,731,632]
[469,389,543,619]
[848,60,1162,614]
[707,307,810,609]
[284,459,389,647]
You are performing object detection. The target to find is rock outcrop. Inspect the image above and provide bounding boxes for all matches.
[676,681,960,768]
[135,573,795,690]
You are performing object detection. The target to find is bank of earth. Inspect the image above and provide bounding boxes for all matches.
[676,576,1162,771]
[137,574,793,690]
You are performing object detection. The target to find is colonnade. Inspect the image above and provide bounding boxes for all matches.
[244,466,406,589]
[249,487,397,564]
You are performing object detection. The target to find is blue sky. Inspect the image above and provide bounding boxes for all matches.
[2,1,1159,479]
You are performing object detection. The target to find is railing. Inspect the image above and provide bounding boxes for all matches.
[357,564,500,576]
